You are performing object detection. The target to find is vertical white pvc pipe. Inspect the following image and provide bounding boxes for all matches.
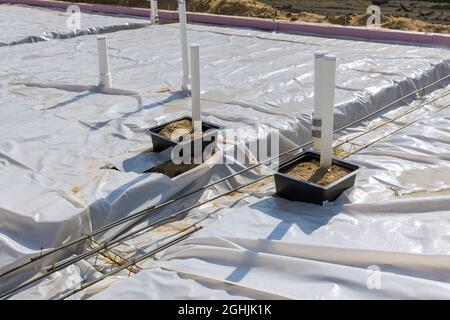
[97,36,112,89]
[313,51,327,151]
[320,55,336,169]
[190,44,202,137]
[150,0,158,25]
[178,0,190,91]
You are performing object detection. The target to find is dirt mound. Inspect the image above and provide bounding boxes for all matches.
[285,159,351,186]
[158,119,193,140]
[67,0,450,34]
[157,0,280,18]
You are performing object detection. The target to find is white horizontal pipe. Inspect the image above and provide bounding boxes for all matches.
[190,44,202,137]
[97,36,112,89]
[179,0,190,91]
[313,51,327,151]
[319,54,337,169]
[150,0,158,25]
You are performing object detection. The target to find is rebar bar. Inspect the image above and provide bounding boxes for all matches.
[335,89,450,150]
[58,226,202,300]
[342,102,450,158]
[1,73,449,296]
[0,175,269,299]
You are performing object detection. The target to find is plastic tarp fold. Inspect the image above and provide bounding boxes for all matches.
[0,4,147,46]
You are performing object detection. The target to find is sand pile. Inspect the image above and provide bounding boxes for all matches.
[66,0,450,33]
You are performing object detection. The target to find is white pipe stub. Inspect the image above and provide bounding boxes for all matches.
[179,0,190,91]
[150,0,158,25]
[190,44,202,137]
[319,54,337,169]
[312,51,328,151]
[97,36,112,89]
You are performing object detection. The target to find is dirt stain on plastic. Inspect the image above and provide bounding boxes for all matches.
[71,186,82,193]
[153,223,189,233]
[148,160,198,178]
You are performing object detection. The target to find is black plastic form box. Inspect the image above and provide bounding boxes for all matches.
[274,150,359,205]
[147,116,221,155]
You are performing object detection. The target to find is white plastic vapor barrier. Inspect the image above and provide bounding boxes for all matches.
[0,4,148,46]
[93,85,450,300]
[0,4,450,299]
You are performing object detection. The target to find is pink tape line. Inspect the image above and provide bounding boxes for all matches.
[1,0,449,47]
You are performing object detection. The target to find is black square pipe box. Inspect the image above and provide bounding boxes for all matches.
[275,150,359,205]
[147,116,221,154]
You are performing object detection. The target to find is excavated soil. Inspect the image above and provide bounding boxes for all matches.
[148,160,199,178]
[158,119,194,141]
[285,159,351,186]
[69,0,450,34]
